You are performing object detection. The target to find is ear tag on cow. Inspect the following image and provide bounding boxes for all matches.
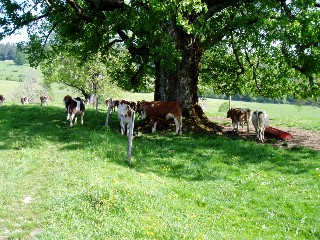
[151,104,154,107]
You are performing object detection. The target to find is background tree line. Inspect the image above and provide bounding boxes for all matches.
[0,43,28,65]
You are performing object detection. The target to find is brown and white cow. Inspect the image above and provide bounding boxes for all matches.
[0,94,5,105]
[21,96,29,105]
[40,95,50,106]
[63,95,72,111]
[117,102,135,135]
[136,101,182,134]
[65,97,85,127]
[106,99,117,114]
[227,108,252,132]
[252,110,269,142]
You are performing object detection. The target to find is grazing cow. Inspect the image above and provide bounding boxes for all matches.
[65,97,85,127]
[113,99,120,112]
[119,99,136,111]
[0,94,5,105]
[106,99,116,114]
[252,110,269,142]
[85,94,96,107]
[136,100,182,134]
[21,96,29,105]
[40,95,50,106]
[227,108,252,132]
[117,102,135,135]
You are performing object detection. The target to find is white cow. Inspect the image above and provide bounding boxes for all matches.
[118,102,134,135]
[252,110,269,142]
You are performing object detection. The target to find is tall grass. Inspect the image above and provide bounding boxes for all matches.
[0,105,319,239]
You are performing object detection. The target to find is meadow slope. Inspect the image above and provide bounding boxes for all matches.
[0,104,319,239]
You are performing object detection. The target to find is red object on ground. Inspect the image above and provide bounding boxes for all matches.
[265,126,292,140]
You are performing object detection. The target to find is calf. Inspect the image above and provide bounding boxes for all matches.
[136,100,182,134]
[227,108,252,132]
[117,102,135,135]
[65,97,85,127]
[21,96,29,105]
[252,110,269,142]
[0,94,5,105]
[40,95,50,106]
[63,95,72,111]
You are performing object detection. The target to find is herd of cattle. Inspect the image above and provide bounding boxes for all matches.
[0,93,269,142]
[227,108,269,142]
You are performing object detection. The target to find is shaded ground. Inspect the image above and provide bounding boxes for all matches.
[135,109,319,151]
[209,116,320,151]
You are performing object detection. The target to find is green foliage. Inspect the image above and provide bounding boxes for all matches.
[40,52,122,98]
[0,104,319,239]
[218,102,229,113]
[1,0,320,100]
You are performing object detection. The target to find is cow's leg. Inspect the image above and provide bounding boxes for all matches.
[81,112,84,125]
[173,116,180,134]
[261,127,265,142]
[74,116,78,125]
[120,119,125,135]
[150,119,157,133]
[69,114,75,127]
[67,106,70,120]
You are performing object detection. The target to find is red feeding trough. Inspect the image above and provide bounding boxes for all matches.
[265,126,292,140]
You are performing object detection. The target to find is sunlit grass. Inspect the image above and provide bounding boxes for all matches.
[0,105,319,239]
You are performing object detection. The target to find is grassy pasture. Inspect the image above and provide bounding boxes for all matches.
[0,104,319,239]
[0,61,32,82]
[1,62,319,239]
[204,99,320,131]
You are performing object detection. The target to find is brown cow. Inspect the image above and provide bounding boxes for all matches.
[136,100,182,134]
[227,108,251,132]
[0,94,5,105]
[40,95,50,106]
[21,96,29,105]
[65,97,85,127]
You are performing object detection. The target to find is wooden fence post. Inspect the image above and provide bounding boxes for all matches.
[126,110,135,165]
[105,98,112,126]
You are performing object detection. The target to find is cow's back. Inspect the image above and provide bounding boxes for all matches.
[140,101,182,118]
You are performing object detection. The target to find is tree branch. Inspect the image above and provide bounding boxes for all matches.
[66,0,93,22]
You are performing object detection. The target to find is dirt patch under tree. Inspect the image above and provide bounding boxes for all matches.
[210,116,320,151]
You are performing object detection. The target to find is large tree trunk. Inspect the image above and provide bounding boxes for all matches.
[154,26,203,117]
[153,22,221,133]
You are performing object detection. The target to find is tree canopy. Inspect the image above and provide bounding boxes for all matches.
[1,0,319,110]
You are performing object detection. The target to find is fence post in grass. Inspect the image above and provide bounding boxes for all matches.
[229,96,232,110]
[126,110,135,165]
[95,95,99,115]
[105,98,113,126]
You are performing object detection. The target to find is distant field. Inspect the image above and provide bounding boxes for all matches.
[0,61,34,82]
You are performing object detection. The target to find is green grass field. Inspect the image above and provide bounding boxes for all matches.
[0,105,319,239]
[0,62,319,239]
[0,61,33,82]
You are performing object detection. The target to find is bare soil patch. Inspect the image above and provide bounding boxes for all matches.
[210,116,320,151]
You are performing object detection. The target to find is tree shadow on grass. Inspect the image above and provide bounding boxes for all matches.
[1,105,318,182]
[0,105,114,150]
[129,132,319,181]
